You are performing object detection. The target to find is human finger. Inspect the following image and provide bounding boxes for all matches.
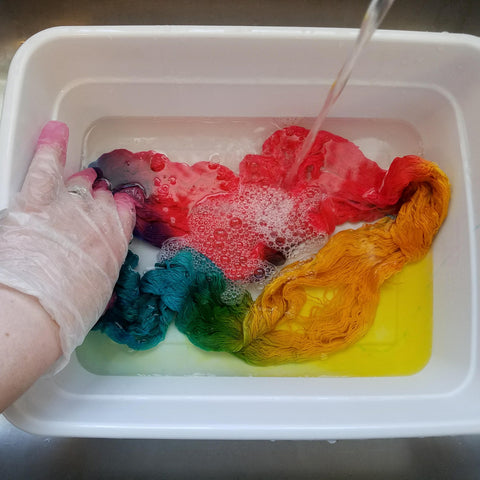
[65,167,98,196]
[92,177,111,193]
[113,192,136,239]
[21,121,69,207]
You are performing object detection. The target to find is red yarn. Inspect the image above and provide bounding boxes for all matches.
[93,127,409,280]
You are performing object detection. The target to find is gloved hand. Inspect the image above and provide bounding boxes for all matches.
[0,121,135,371]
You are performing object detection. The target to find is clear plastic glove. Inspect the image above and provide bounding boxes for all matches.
[0,121,135,371]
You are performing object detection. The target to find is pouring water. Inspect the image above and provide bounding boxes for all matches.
[289,0,396,183]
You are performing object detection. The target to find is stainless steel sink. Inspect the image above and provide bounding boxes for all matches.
[2,1,480,478]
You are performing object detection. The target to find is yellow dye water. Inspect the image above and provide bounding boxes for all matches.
[76,252,432,377]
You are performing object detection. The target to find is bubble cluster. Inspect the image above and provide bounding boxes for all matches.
[283,235,329,265]
[156,237,189,264]
[220,280,247,306]
[185,183,328,282]
[156,240,248,305]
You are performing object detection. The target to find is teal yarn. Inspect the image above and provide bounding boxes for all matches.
[93,251,175,350]
[141,252,193,312]
[95,248,253,352]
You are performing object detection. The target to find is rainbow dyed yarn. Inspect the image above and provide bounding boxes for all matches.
[92,127,450,365]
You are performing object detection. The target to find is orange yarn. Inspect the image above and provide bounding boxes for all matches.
[236,155,450,365]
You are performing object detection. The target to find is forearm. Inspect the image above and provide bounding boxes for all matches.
[0,121,134,412]
[0,284,61,412]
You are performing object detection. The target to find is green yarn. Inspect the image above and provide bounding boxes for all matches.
[94,248,253,353]
[177,259,252,353]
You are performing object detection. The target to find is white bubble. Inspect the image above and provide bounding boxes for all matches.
[180,181,332,287]
[156,237,189,263]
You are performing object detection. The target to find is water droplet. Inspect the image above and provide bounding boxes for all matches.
[214,228,228,241]
[229,217,242,228]
[168,176,177,185]
[254,267,265,279]
[275,237,286,246]
[154,177,162,186]
[150,154,167,172]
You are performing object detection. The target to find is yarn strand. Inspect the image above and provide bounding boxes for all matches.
[234,156,450,364]
[92,129,450,366]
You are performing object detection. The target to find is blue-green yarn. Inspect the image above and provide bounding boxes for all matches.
[94,247,253,353]
[141,250,194,312]
[93,250,174,350]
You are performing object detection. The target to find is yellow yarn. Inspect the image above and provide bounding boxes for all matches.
[236,156,450,365]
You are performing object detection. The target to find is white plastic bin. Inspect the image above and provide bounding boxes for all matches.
[1,26,479,439]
